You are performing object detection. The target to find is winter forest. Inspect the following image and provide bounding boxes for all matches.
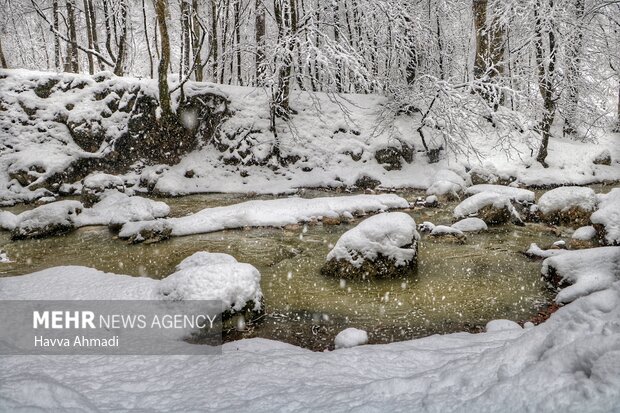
[0,0,619,412]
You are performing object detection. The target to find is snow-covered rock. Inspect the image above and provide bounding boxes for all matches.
[0,211,18,231]
[451,217,488,233]
[572,226,597,241]
[418,221,436,233]
[334,328,369,349]
[453,192,521,225]
[525,243,569,259]
[465,184,535,204]
[590,188,620,245]
[485,319,522,332]
[74,190,170,228]
[429,225,466,242]
[81,173,127,206]
[120,194,409,241]
[321,212,419,278]
[538,186,598,227]
[11,200,83,240]
[158,252,263,314]
[542,247,620,303]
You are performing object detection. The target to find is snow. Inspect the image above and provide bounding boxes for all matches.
[451,217,488,232]
[11,200,83,238]
[418,221,436,233]
[572,226,597,240]
[453,192,516,219]
[465,184,535,203]
[0,252,262,313]
[334,328,369,349]
[485,319,522,332]
[0,210,18,230]
[525,243,569,259]
[1,264,620,411]
[590,188,620,245]
[120,194,409,239]
[157,253,262,312]
[325,212,419,267]
[430,225,465,238]
[74,190,170,227]
[537,186,598,215]
[82,173,125,190]
[542,247,620,303]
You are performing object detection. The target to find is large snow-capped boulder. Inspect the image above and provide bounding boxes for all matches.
[158,252,263,317]
[537,186,598,227]
[590,188,620,246]
[570,225,598,249]
[321,212,419,279]
[429,225,466,243]
[425,169,468,201]
[81,173,126,206]
[453,192,521,225]
[542,247,620,303]
[465,184,535,204]
[11,200,83,240]
[74,190,170,228]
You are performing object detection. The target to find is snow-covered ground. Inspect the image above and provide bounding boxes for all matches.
[1,248,619,411]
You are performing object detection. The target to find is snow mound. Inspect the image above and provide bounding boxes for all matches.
[525,243,569,259]
[82,173,125,190]
[158,252,262,312]
[451,217,488,232]
[426,180,461,198]
[334,328,369,349]
[590,188,620,245]
[0,211,18,231]
[430,225,465,239]
[453,192,518,223]
[542,247,620,303]
[11,200,83,239]
[485,319,522,332]
[75,190,170,227]
[538,186,598,215]
[465,184,535,203]
[325,212,419,268]
[572,226,597,241]
[120,194,409,239]
[418,221,436,233]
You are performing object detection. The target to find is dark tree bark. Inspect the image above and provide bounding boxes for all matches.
[83,0,94,74]
[66,0,79,73]
[534,0,557,167]
[180,0,191,75]
[192,0,203,81]
[142,0,154,78]
[113,0,128,76]
[210,0,218,81]
[563,0,585,136]
[53,0,61,71]
[86,0,103,71]
[273,0,296,116]
[473,0,505,106]
[234,0,242,85]
[0,35,7,68]
[103,0,117,62]
[255,0,266,84]
[155,0,173,118]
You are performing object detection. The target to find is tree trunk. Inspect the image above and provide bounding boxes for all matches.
[113,0,128,76]
[142,0,154,78]
[255,0,266,85]
[534,0,557,167]
[211,0,218,81]
[155,0,172,118]
[66,0,79,73]
[563,0,584,137]
[83,0,94,74]
[192,0,203,81]
[0,35,7,68]
[103,0,117,63]
[180,0,191,76]
[473,0,489,80]
[87,0,103,71]
[53,0,61,71]
[234,0,242,85]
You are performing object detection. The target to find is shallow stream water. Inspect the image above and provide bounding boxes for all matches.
[1,188,605,350]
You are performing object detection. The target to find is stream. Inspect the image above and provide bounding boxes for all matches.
[1,187,601,351]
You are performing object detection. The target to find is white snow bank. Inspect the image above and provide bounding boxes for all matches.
[542,247,620,303]
[74,190,170,227]
[82,173,125,190]
[451,217,488,232]
[465,184,535,203]
[572,226,597,241]
[538,186,598,215]
[120,194,409,238]
[0,252,262,313]
[0,211,18,230]
[334,328,369,349]
[590,188,620,245]
[158,253,262,311]
[485,319,522,332]
[453,192,516,219]
[326,212,419,267]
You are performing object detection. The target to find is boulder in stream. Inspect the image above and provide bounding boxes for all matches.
[453,192,522,226]
[321,212,419,279]
[11,200,83,240]
[538,186,598,228]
